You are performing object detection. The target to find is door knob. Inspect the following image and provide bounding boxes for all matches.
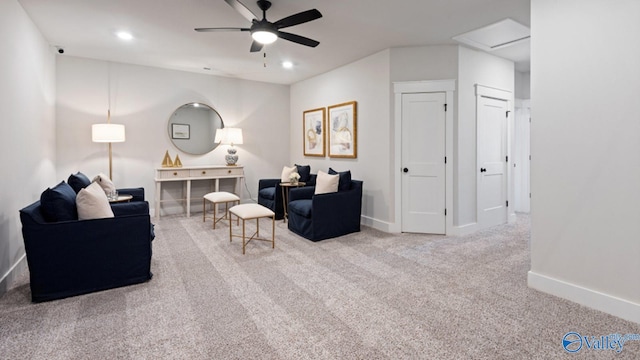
[403,168,409,173]
[480,168,487,173]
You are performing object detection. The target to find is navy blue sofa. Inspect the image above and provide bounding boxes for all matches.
[287,180,363,241]
[19,186,153,302]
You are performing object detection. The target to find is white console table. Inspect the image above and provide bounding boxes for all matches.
[154,165,244,220]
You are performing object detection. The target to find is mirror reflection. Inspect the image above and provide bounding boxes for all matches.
[168,103,224,155]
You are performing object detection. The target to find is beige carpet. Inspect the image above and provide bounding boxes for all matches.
[1,214,639,359]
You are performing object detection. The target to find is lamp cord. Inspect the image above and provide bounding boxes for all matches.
[244,179,256,203]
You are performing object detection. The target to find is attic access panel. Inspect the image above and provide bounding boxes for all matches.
[453,18,530,51]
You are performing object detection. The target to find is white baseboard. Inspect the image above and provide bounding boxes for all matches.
[0,254,27,297]
[366,219,481,236]
[451,222,478,236]
[361,215,395,233]
[528,271,640,324]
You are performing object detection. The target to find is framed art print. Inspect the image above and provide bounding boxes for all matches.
[303,107,326,157]
[328,101,357,158]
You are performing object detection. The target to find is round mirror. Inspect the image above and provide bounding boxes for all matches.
[168,103,224,155]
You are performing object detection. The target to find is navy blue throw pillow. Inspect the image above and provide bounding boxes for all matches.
[67,172,92,193]
[295,164,311,182]
[328,168,351,191]
[40,181,78,222]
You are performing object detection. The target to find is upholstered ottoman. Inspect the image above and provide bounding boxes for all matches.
[228,203,275,254]
[203,192,240,229]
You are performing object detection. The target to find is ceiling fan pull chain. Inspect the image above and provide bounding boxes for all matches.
[263,52,267,67]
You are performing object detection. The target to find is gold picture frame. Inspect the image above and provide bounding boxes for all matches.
[303,107,326,157]
[328,101,357,158]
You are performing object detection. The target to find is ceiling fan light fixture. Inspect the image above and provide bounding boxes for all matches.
[196,0,322,52]
[251,30,277,44]
[116,31,133,41]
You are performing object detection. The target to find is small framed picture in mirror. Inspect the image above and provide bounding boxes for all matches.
[171,123,190,139]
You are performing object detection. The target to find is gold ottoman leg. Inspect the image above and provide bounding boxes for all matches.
[242,219,246,255]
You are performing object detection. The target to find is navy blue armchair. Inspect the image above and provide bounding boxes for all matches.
[258,174,316,220]
[287,180,363,241]
[19,197,153,302]
[116,187,145,202]
[257,178,286,220]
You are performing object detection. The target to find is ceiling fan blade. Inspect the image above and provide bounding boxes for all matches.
[195,27,250,32]
[277,31,320,47]
[274,9,322,29]
[225,0,258,22]
[250,41,264,53]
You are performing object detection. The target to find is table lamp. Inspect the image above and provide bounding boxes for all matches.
[215,127,243,166]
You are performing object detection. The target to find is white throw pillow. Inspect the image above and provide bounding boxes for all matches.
[315,170,339,195]
[281,166,297,183]
[93,173,116,193]
[77,182,115,220]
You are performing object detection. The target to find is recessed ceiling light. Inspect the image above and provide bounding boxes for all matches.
[282,61,293,69]
[116,31,133,41]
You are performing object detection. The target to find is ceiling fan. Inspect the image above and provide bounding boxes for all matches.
[195,0,323,53]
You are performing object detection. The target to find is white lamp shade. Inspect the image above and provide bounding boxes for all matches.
[92,124,126,142]
[215,127,243,145]
[214,128,226,144]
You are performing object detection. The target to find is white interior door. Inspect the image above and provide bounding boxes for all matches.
[477,96,508,228]
[401,92,446,234]
[514,104,530,213]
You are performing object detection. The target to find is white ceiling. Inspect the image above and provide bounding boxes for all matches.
[18,0,530,85]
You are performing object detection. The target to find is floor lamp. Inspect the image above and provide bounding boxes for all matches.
[92,110,125,180]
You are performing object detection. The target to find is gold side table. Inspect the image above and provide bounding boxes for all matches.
[108,194,133,203]
[279,182,306,222]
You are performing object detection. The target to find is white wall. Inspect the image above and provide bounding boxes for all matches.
[391,45,514,232]
[56,56,290,215]
[290,44,514,233]
[389,45,458,233]
[390,45,459,82]
[529,0,640,323]
[457,46,515,229]
[290,50,392,229]
[0,0,56,294]
[515,71,531,100]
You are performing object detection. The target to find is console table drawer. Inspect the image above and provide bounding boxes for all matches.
[158,169,190,179]
[190,168,243,177]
